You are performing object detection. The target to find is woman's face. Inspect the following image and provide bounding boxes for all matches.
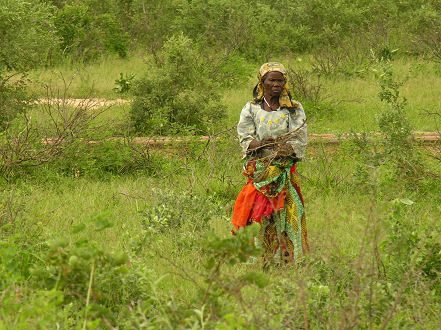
[263,71,286,97]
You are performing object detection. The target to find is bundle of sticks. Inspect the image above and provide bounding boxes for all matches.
[253,119,306,181]
[260,119,306,160]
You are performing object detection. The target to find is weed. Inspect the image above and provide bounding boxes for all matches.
[30,217,129,327]
[113,72,135,94]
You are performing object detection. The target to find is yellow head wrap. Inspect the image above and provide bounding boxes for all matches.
[253,62,299,109]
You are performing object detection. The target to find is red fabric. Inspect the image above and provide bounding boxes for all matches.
[231,182,286,232]
[231,182,259,231]
[251,190,285,223]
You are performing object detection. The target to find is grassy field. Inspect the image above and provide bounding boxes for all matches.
[29,55,441,133]
[1,55,440,328]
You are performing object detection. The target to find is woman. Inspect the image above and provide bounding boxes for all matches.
[231,62,309,265]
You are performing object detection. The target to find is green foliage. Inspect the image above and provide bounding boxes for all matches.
[175,0,261,57]
[381,199,441,295]
[409,1,441,61]
[57,141,132,177]
[0,196,42,288]
[30,218,130,324]
[131,34,225,134]
[0,0,54,132]
[350,60,425,187]
[113,72,135,94]
[0,72,34,130]
[49,140,154,179]
[0,289,69,328]
[54,2,129,61]
[141,189,219,234]
[0,0,59,70]
[375,60,425,181]
[125,0,178,52]
[1,0,441,68]
[204,223,263,267]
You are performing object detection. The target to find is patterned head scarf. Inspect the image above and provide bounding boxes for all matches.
[253,62,299,109]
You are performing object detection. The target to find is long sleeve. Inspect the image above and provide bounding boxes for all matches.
[237,102,256,158]
[287,104,307,160]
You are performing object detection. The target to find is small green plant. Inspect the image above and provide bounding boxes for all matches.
[350,59,424,186]
[30,215,129,327]
[113,72,135,94]
[141,189,220,234]
[381,198,441,295]
[376,60,424,180]
[129,223,268,328]
[198,224,268,318]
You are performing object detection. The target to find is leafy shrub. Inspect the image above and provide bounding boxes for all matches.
[139,188,223,237]
[0,72,34,130]
[131,34,225,134]
[350,60,424,186]
[123,224,267,328]
[50,139,154,179]
[0,0,59,70]
[126,0,178,53]
[410,2,441,61]
[375,60,425,180]
[0,194,43,296]
[0,289,68,328]
[0,0,55,131]
[175,0,260,56]
[381,199,441,295]
[30,217,130,325]
[114,72,136,94]
[54,2,129,61]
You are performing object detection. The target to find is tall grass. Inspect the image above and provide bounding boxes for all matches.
[3,139,440,327]
[29,54,149,99]
[27,54,441,133]
[1,55,440,327]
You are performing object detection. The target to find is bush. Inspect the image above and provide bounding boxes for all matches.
[131,34,225,135]
[0,0,59,70]
[0,0,56,131]
[54,2,129,61]
[0,72,34,130]
[410,3,441,61]
[51,140,150,179]
[349,60,425,187]
[30,217,130,326]
[114,72,136,94]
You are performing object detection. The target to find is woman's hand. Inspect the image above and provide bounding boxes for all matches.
[248,139,296,157]
[249,137,276,151]
[260,136,276,149]
[275,142,295,157]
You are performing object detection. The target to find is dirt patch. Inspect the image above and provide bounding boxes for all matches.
[36,98,130,109]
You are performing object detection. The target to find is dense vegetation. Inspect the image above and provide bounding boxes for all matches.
[0,0,440,328]
[2,0,441,65]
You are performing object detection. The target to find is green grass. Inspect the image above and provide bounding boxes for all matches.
[29,55,441,133]
[315,58,441,133]
[28,54,149,99]
[1,55,440,328]
[4,144,440,327]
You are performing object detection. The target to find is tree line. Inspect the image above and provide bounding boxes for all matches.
[1,0,440,70]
